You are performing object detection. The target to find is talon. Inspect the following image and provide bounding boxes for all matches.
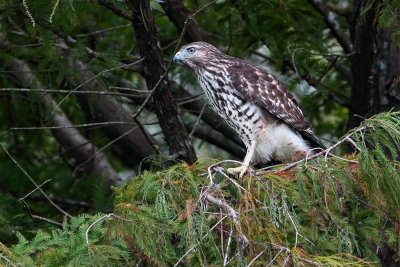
[227,165,249,178]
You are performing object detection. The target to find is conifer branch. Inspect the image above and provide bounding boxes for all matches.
[160,0,210,42]
[173,216,228,267]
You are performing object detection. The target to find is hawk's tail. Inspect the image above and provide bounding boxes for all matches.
[301,128,326,150]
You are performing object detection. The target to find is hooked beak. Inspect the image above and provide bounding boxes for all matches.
[173,52,184,65]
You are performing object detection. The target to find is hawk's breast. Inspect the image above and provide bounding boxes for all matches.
[197,72,266,147]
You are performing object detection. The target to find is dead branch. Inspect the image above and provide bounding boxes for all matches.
[202,192,249,249]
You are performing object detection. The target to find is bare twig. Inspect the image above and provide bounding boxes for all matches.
[346,137,362,151]
[214,167,246,193]
[0,253,16,267]
[0,143,72,218]
[0,87,143,98]
[19,179,52,201]
[265,248,285,267]
[132,0,216,120]
[54,58,145,114]
[26,195,92,209]
[223,222,234,266]
[22,0,35,28]
[76,24,131,37]
[205,159,243,185]
[11,121,138,131]
[247,249,267,267]
[48,0,60,23]
[20,199,63,227]
[85,213,114,266]
[283,202,314,248]
[176,93,204,105]
[189,102,206,138]
[72,126,138,176]
[282,253,291,266]
[85,213,114,246]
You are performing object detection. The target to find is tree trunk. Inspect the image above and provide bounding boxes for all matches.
[127,0,197,164]
[348,0,400,129]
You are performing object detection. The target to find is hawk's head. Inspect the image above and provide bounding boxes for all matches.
[173,42,222,69]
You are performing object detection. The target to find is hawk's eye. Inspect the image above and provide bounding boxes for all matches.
[187,47,196,54]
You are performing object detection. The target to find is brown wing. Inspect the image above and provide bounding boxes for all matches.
[227,61,325,148]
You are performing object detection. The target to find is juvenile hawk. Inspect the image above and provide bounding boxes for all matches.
[173,42,324,177]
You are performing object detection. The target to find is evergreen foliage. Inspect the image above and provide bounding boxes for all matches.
[0,214,130,266]
[1,112,399,266]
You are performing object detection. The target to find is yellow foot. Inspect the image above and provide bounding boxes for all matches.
[227,165,249,178]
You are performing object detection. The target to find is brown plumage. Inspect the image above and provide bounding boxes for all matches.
[173,42,324,176]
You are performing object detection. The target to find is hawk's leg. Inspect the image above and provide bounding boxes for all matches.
[227,142,257,178]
